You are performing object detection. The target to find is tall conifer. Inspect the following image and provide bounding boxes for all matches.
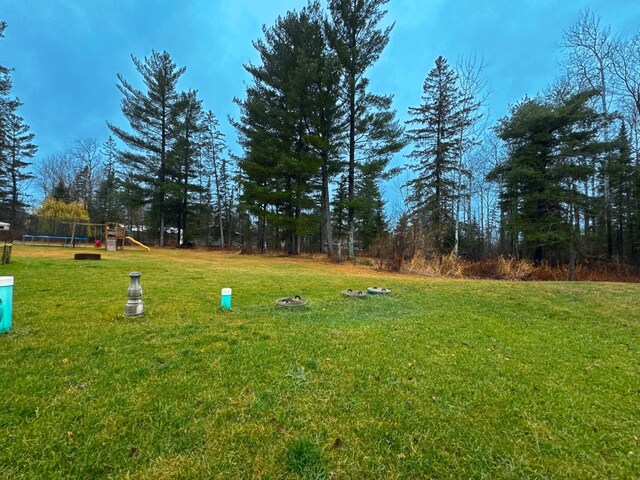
[327,0,401,259]
[405,56,473,255]
[109,50,186,246]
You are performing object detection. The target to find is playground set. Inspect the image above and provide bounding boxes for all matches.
[21,221,150,252]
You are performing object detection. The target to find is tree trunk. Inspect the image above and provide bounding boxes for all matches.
[321,162,334,257]
[258,212,266,254]
[159,213,165,247]
[159,97,168,248]
[568,203,577,281]
[347,77,356,260]
[347,96,356,260]
[212,157,225,248]
[599,70,613,260]
[454,162,462,258]
[294,181,302,255]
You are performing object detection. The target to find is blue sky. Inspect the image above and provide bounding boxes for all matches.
[1,0,639,204]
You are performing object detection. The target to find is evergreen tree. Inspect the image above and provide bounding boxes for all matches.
[0,21,9,96]
[0,110,36,225]
[235,2,334,254]
[405,56,473,256]
[108,50,186,246]
[170,90,206,244]
[93,136,122,223]
[51,179,71,202]
[327,0,402,259]
[69,165,90,205]
[562,9,616,259]
[355,158,389,251]
[201,110,229,246]
[0,22,37,227]
[490,90,611,272]
[0,21,11,151]
[307,20,345,257]
[608,123,636,262]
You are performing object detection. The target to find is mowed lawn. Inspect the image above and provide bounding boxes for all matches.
[0,246,638,479]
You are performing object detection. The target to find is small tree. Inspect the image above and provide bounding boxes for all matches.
[35,197,89,221]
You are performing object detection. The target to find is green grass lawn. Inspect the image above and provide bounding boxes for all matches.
[0,246,638,479]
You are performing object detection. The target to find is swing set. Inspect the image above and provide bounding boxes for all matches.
[22,221,150,251]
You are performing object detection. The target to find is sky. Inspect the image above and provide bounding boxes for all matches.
[1,0,639,207]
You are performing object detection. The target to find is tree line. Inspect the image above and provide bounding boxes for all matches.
[2,3,640,272]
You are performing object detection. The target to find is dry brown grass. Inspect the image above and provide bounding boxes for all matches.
[494,256,535,280]
[381,251,640,282]
[26,242,635,283]
[406,251,466,277]
[528,261,640,282]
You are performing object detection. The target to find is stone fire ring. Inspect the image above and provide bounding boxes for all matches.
[276,296,308,308]
[367,286,391,295]
[342,289,367,299]
[74,253,101,260]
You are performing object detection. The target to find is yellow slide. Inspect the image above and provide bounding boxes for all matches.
[125,236,151,252]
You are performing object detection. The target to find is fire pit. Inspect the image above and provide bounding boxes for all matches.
[74,253,101,260]
[367,286,391,295]
[342,289,367,299]
[276,296,308,308]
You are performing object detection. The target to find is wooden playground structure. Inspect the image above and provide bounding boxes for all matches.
[105,222,150,252]
[22,221,150,252]
[104,222,125,251]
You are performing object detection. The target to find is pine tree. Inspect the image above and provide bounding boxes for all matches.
[0,23,37,227]
[93,136,122,223]
[235,3,333,254]
[51,179,71,202]
[201,110,229,247]
[69,166,90,205]
[0,21,9,89]
[307,18,344,257]
[0,21,12,148]
[562,9,615,259]
[490,90,611,271]
[327,0,402,259]
[355,158,389,251]
[108,50,186,246]
[331,174,349,259]
[608,123,635,262]
[405,56,473,256]
[170,90,206,244]
[0,110,37,225]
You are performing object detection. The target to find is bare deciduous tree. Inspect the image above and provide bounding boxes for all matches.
[562,8,615,258]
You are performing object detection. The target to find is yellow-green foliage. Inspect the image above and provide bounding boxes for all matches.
[34,197,89,220]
